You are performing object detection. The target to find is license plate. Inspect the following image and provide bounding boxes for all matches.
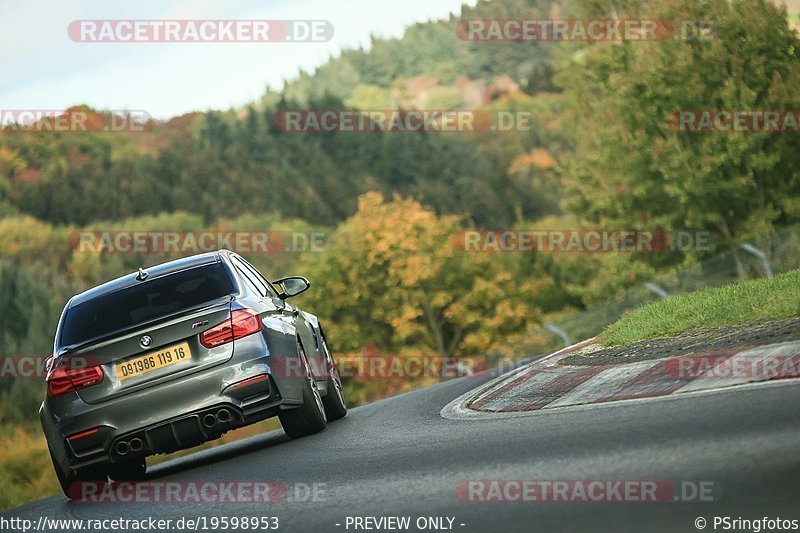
[115,342,191,381]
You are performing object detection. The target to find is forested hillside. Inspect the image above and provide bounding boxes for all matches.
[1,0,562,228]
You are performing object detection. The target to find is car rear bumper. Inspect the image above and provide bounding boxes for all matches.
[106,389,281,460]
[41,339,301,471]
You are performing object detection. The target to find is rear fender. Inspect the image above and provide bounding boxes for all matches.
[261,316,305,403]
[296,311,327,380]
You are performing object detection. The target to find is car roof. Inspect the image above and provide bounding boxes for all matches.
[68,250,233,307]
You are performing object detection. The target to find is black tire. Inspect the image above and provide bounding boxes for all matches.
[49,447,107,499]
[320,334,347,421]
[278,341,327,439]
[108,457,147,481]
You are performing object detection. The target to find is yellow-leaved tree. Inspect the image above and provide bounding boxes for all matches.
[299,192,548,358]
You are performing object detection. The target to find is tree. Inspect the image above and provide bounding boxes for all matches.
[556,0,800,270]
[0,263,56,427]
[0,263,55,357]
[299,192,547,356]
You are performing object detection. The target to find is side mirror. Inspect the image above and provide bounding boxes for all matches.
[273,276,310,299]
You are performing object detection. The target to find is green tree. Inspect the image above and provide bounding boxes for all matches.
[556,0,800,270]
[0,263,55,427]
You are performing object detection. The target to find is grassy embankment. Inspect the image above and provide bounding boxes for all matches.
[600,269,800,347]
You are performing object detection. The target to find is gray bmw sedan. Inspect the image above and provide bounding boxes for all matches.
[41,249,347,497]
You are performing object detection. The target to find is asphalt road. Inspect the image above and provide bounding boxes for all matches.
[5,366,800,533]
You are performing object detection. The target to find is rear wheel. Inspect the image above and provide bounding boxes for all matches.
[321,335,347,421]
[278,342,327,439]
[49,447,107,499]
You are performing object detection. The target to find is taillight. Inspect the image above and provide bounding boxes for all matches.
[46,364,104,397]
[200,309,262,348]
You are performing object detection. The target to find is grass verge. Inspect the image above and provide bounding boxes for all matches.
[601,269,800,347]
[0,426,60,510]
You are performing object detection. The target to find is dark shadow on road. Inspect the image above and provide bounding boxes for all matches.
[146,429,290,479]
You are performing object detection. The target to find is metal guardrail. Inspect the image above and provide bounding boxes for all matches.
[494,224,800,360]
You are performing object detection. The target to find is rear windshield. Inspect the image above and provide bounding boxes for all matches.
[60,263,235,347]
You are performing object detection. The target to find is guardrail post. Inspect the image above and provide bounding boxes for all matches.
[545,323,571,348]
[740,243,773,278]
[644,282,669,299]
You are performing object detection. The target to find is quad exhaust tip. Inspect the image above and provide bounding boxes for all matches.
[115,440,130,456]
[202,409,232,428]
[115,437,143,456]
[202,413,217,428]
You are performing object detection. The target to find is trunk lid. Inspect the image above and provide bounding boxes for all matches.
[55,261,239,404]
[61,300,233,404]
